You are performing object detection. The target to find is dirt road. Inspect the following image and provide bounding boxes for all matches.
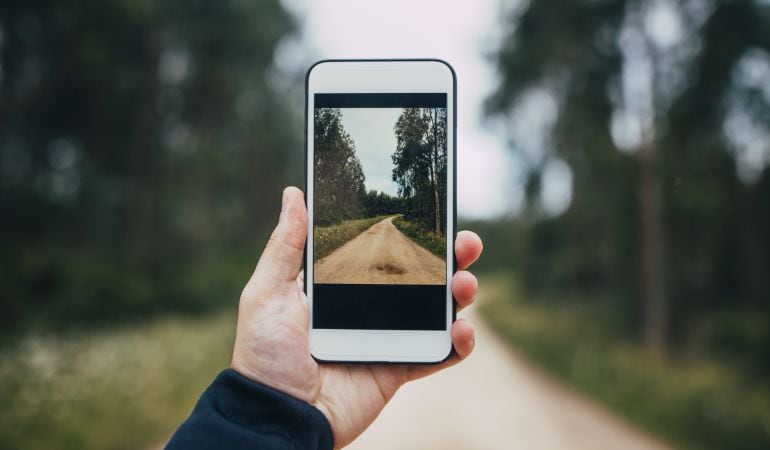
[314,216,445,285]
[345,299,673,450]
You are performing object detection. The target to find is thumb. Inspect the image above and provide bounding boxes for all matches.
[248,187,307,294]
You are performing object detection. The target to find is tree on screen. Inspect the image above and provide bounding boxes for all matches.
[392,107,447,234]
[314,108,366,225]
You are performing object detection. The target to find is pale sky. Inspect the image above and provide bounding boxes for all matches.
[339,108,401,197]
[279,0,518,219]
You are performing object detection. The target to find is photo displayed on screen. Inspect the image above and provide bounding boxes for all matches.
[313,94,447,286]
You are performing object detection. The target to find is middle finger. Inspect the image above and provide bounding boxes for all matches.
[451,270,478,312]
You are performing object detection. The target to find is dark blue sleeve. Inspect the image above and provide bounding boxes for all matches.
[167,369,334,450]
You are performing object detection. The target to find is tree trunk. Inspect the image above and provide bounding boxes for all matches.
[431,108,441,234]
[637,22,669,358]
[427,160,439,234]
[126,32,161,265]
[637,142,668,357]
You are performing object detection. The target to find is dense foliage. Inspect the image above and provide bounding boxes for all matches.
[0,0,300,331]
[361,189,404,217]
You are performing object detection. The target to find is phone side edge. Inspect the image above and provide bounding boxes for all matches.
[437,57,458,365]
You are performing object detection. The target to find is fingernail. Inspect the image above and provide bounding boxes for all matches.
[281,189,288,213]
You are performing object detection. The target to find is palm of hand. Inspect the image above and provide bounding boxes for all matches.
[233,275,409,448]
[231,187,480,449]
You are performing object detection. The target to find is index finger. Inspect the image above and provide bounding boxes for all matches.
[455,230,482,270]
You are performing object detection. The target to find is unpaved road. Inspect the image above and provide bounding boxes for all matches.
[314,216,445,285]
[345,299,673,450]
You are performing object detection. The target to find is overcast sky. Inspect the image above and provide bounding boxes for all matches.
[339,108,402,197]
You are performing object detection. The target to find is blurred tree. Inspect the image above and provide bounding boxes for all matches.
[489,0,770,358]
[0,0,301,330]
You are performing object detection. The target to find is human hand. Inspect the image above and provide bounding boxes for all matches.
[231,186,483,449]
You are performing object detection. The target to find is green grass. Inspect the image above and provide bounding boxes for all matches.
[392,216,446,258]
[478,272,770,450]
[313,215,391,261]
[0,311,235,450]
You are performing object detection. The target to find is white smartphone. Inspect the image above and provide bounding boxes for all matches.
[305,59,456,363]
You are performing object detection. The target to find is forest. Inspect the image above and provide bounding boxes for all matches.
[486,0,770,367]
[313,106,447,238]
[0,0,301,333]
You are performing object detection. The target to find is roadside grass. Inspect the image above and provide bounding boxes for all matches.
[478,272,770,450]
[0,311,235,450]
[392,216,446,258]
[313,215,390,261]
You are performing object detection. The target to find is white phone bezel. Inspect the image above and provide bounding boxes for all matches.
[306,60,455,363]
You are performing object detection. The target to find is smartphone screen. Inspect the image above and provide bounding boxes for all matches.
[311,93,449,331]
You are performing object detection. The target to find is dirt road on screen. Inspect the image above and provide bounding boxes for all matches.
[314,216,445,284]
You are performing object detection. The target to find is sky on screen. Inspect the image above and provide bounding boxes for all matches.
[338,108,402,197]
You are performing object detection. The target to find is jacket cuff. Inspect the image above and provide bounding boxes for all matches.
[167,368,334,450]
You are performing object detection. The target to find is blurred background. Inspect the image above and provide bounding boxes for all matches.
[1,0,769,449]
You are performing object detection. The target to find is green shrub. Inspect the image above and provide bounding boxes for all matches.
[392,216,446,258]
[313,216,390,261]
[0,312,235,449]
[479,273,770,450]
[690,310,770,380]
